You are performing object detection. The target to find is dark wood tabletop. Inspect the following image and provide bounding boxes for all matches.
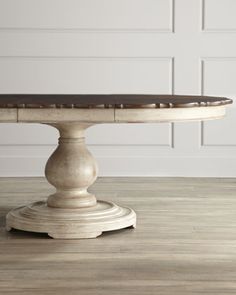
[0,94,232,108]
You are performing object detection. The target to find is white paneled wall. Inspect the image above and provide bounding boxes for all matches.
[0,0,235,176]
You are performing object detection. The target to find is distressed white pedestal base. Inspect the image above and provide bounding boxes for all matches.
[6,200,136,239]
[6,123,136,239]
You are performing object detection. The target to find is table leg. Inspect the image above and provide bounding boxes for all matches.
[6,123,136,239]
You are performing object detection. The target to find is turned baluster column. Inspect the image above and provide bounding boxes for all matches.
[7,122,136,239]
[45,123,98,209]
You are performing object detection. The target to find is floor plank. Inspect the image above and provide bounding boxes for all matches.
[0,177,236,294]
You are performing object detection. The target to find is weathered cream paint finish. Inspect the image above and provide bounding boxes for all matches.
[2,104,230,239]
[115,106,226,123]
[6,200,136,239]
[6,123,136,238]
[46,123,98,209]
[13,105,227,123]
[18,108,115,123]
[0,109,17,122]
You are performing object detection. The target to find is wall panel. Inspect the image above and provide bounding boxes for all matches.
[0,0,173,32]
[203,0,236,31]
[201,58,236,146]
[0,0,235,176]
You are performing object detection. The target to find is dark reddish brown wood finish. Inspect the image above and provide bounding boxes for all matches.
[0,94,232,108]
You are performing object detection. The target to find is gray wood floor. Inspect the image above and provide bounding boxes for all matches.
[1,177,236,295]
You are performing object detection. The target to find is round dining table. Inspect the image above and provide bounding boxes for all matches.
[0,94,232,239]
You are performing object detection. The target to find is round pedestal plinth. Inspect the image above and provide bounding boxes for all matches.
[6,200,136,239]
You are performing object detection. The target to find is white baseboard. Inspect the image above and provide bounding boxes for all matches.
[0,156,235,177]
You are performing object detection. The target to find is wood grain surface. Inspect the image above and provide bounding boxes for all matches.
[1,177,236,294]
[0,94,232,108]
